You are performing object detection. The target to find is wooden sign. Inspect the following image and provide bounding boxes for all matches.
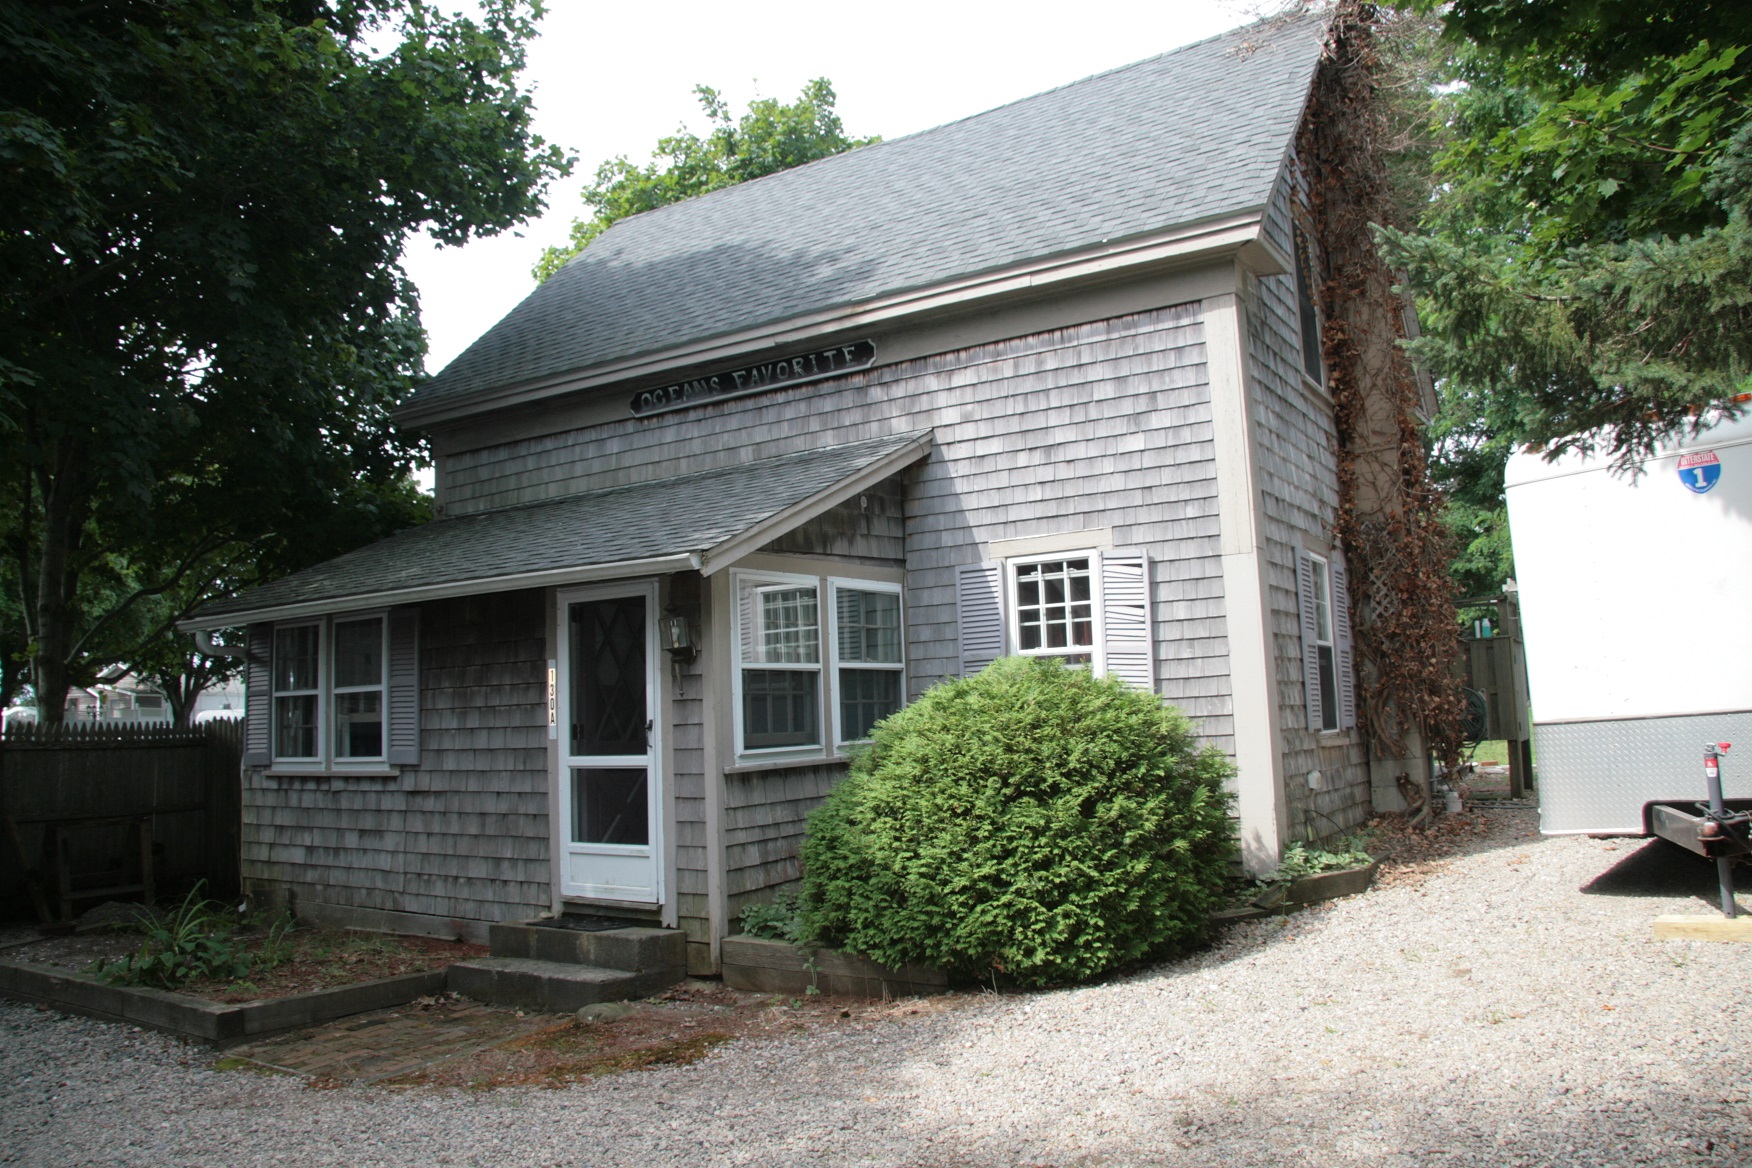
[630,340,876,417]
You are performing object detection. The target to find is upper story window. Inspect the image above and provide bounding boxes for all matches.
[270,615,386,764]
[734,569,907,757]
[1293,224,1324,385]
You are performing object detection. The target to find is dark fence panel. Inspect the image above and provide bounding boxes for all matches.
[0,720,244,921]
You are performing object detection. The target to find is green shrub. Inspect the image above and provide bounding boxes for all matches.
[800,657,1235,986]
[91,882,294,989]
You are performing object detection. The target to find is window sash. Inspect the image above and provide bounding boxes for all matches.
[269,614,388,764]
[1011,556,1097,656]
[828,580,905,746]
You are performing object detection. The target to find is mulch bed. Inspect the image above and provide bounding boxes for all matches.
[4,918,485,1003]
[370,979,964,1090]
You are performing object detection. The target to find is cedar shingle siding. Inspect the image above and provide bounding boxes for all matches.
[242,591,551,938]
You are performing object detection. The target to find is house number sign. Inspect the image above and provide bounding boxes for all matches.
[629,340,876,418]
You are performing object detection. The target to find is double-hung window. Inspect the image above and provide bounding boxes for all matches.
[1297,547,1355,733]
[737,574,823,752]
[734,570,907,757]
[252,610,415,770]
[830,579,904,744]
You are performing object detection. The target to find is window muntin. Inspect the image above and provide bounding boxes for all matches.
[273,624,321,760]
[1013,557,1095,661]
[830,582,904,745]
[270,614,388,765]
[1309,553,1339,732]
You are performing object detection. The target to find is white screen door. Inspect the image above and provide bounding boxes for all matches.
[556,582,662,903]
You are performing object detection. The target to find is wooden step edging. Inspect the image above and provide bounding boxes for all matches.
[0,959,446,1048]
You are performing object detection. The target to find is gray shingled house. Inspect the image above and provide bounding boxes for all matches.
[184,14,1395,974]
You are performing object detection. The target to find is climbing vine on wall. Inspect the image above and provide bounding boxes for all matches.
[1300,2,1464,767]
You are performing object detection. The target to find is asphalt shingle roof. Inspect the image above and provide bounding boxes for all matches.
[403,14,1327,418]
[193,433,930,623]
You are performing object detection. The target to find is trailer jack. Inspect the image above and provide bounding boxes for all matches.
[1647,743,1750,918]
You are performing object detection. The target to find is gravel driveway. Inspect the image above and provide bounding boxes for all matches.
[4,805,1748,1167]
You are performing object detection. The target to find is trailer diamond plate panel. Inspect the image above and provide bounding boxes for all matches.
[1536,710,1752,834]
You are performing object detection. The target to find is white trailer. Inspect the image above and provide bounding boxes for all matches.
[1505,412,1752,858]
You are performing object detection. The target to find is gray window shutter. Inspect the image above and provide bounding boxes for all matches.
[955,563,1004,676]
[1297,549,1323,732]
[243,624,272,766]
[387,606,421,766]
[1331,547,1357,730]
[1100,550,1155,691]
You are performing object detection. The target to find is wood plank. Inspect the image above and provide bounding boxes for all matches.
[1652,914,1752,943]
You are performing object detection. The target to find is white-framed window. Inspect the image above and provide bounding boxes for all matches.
[732,569,908,758]
[829,578,905,746]
[1297,546,1355,733]
[270,614,387,765]
[1008,554,1098,665]
[956,549,1155,691]
[1307,553,1338,732]
[734,572,823,753]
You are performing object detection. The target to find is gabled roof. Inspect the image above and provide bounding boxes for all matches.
[184,433,931,628]
[399,14,1328,426]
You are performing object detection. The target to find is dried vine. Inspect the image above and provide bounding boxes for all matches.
[1301,3,1464,766]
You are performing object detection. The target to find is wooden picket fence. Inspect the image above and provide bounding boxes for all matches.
[0,719,244,922]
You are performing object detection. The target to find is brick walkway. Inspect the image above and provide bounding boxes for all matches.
[223,996,560,1085]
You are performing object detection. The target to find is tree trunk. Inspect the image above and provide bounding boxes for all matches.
[32,442,89,727]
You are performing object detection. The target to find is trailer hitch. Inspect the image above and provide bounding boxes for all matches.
[1703,743,1741,919]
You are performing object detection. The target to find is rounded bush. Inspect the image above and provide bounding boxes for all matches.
[800,657,1235,986]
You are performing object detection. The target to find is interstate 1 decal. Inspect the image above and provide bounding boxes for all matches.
[1677,449,1721,495]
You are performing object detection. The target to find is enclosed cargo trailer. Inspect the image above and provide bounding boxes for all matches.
[1504,413,1752,846]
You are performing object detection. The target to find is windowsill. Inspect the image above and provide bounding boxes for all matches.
[724,753,851,776]
[263,765,399,779]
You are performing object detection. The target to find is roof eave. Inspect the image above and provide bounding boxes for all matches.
[397,211,1273,431]
[176,553,702,632]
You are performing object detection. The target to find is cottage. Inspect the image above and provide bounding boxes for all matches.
[184,13,1425,974]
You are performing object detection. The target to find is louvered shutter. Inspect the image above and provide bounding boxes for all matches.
[1099,550,1155,691]
[243,625,272,766]
[1331,547,1356,730]
[386,606,422,766]
[1297,550,1324,732]
[955,563,1005,676]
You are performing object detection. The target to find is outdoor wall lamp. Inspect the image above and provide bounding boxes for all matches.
[659,613,696,661]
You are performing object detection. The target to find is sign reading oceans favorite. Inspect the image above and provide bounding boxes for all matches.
[629,340,877,417]
[1678,449,1722,494]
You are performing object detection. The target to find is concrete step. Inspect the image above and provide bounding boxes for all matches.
[488,920,687,977]
[447,957,681,1014]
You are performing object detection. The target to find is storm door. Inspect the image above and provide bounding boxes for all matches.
[556,582,662,903]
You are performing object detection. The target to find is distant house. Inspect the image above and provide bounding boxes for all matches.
[184,15,1422,971]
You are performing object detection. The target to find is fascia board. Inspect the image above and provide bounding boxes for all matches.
[697,434,934,576]
[396,212,1266,429]
[177,553,701,631]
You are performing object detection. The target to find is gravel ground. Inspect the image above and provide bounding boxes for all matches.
[4,806,1748,1168]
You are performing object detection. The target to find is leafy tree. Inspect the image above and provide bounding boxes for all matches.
[1378,3,1752,593]
[535,78,875,280]
[0,0,569,723]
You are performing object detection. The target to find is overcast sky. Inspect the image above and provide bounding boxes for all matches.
[400,0,1263,373]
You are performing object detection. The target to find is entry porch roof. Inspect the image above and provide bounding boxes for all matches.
[182,432,931,630]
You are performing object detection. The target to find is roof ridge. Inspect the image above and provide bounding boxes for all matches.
[569,11,1329,259]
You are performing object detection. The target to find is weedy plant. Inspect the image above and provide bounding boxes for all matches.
[737,890,805,944]
[1267,840,1375,885]
[91,882,295,989]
